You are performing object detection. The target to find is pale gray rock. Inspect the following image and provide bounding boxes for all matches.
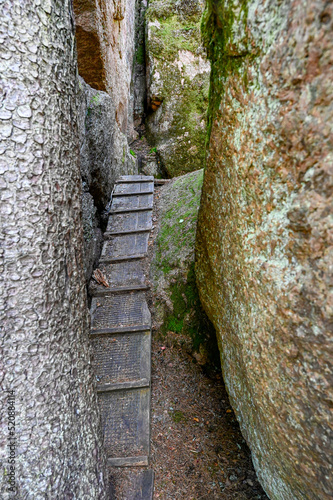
[78,77,136,210]
[0,1,108,498]
[77,77,136,280]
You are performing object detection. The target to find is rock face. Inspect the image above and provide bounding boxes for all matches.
[77,78,136,281]
[78,78,136,210]
[0,1,107,497]
[132,0,148,132]
[74,0,140,280]
[145,0,210,177]
[151,171,218,367]
[74,0,137,139]
[73,0,106,91]
[196,0,333,499]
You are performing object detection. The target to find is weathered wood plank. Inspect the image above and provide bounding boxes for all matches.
[92,332,150,387]
[116,175,154,183]
[106,211,152,233]
[98,388,150,459]
[100,233,149,261]
[91,293,151,333]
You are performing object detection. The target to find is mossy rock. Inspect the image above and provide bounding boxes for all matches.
[145,0,210,178]
[151,170,220,369]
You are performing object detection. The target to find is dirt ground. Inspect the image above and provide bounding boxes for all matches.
[149,333,269,500]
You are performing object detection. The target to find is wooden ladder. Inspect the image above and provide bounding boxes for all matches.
[89,175,154,498]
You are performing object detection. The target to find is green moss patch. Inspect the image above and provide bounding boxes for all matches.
[145,0,210,177]
[201,0,258,141]
[169,409,187,423]
[162,263,216,354]
[153,170,220,369]
[147,14,202,60]
[156,169,204,270]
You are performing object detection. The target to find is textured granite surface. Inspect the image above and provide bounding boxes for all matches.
[0,1,108,497]
[196,0,333,498]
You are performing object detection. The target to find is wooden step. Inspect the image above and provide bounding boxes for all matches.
[106,211,152,234]
[92,331,150,387]
[90,293,151,334]
[114,180,154,194]
[113,190,153,197]
[100,233,149,262]
[97,379,150,393]
[116,175,154,183]
[89,260,148,296]
[98,387,150,460]
[111,193,153,212]
[104,228,151,238]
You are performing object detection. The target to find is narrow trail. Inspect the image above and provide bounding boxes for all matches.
[89,175,155,498]
[88,177,269,499]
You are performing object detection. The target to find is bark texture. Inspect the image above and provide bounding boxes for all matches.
[196,0,333,498]
[0,1,107,498]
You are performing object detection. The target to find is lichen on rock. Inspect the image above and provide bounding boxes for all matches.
[196,0,333,498]
[145,0,210,177]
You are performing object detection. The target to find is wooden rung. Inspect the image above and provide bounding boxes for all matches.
[97,379,150,393]
[108,456,149,467]
[112,190,154,197]
[104,228,152,238]
[90,325,151,336]
[110,207,153,214]
[90,284,150,296]
[99,254,146,264]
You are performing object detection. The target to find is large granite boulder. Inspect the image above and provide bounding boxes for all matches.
[196,0,333,499]
[145,0,210,177]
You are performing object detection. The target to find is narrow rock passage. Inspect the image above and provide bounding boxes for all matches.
[89,177,269,499]
[147,182,270,500]
[89,175,154,497]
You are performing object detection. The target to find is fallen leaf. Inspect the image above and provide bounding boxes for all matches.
[92,269,109,287]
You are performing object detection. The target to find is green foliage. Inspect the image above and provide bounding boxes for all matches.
[90,94,100,105]
[146,5,202,61]
[162,263,219,362]
[130,149,137,158]
[149,147,157,154]
[166,315,184,333]
[169,410,187,423]
[86,93,102,119]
